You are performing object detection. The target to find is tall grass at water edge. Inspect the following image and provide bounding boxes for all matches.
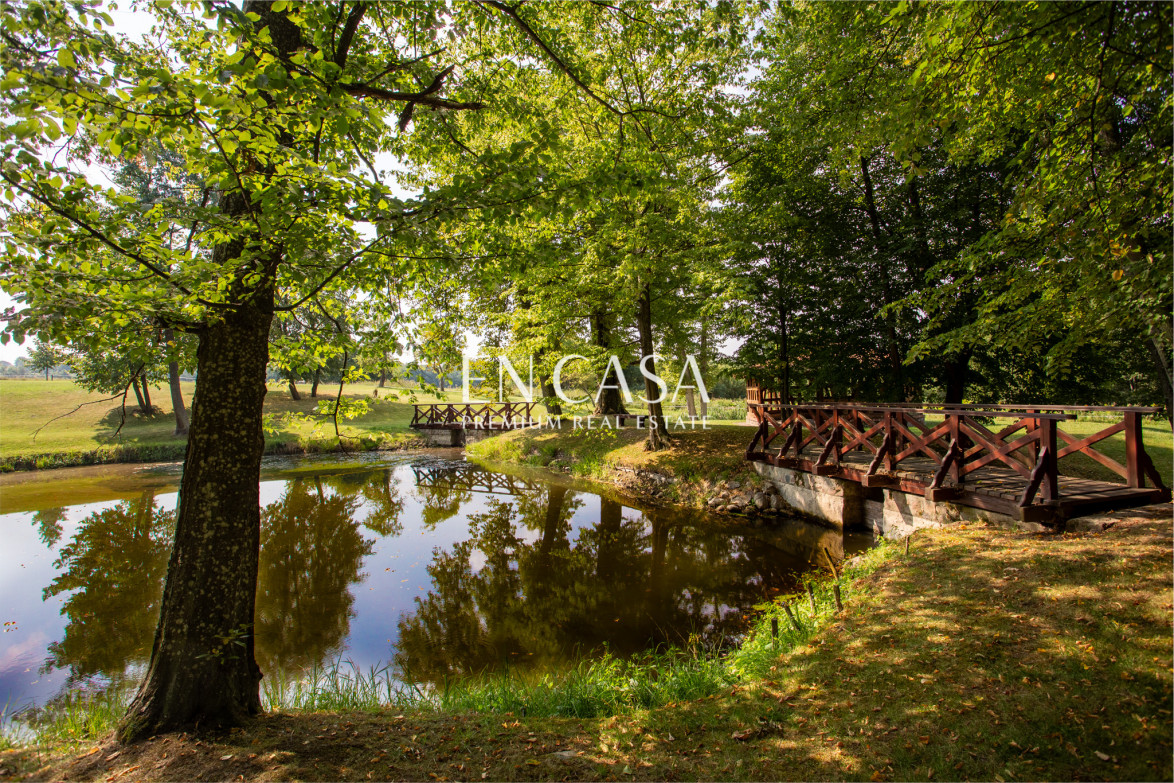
[1,539,896,746]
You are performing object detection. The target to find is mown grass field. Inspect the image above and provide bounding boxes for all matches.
[0,379,452,466]
[4,508,1170,781]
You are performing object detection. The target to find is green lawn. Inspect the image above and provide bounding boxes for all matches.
[0,378,456,466]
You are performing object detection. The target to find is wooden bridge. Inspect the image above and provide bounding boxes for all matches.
[410,402,540,430]
[746,401,1170,522]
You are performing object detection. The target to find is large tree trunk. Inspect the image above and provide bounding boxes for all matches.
[592,306,629,416]
[698,317,709,417]
[538,372,562,416]
[679,351,698,417]
[775,266,791,404]
[860,156,905,401]
[310,367,321,398]
[636,281,668,450]
[121,296,273,741]
[378,368,387,388]
[140,377,152,412]
[287,374,301,401]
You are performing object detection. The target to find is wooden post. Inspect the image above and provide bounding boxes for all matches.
[1040,417,1059,500]
[782,604,802,633]
[833,584,843,612]
[1124,411,1144,489]
[905,535,911,556]
[770,617,779,645]
[884,411,895,471]
[821,546,837,578]
[948,413,962,484]
[1025,416,1038,463]
[806,583,817,615]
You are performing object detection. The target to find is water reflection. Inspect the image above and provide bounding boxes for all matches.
[1,457,871,713]
[255,478,374,673]
[43,492,173,685]
[32,507,67,548]
[393,479,821,685]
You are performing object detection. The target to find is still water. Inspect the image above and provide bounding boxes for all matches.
[0,452,872,716]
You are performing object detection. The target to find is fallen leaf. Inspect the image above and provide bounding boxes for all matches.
[550,750,580,759]
[1095,751,1110,761]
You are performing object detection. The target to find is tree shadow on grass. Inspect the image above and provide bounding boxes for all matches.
[727,516,1174,781]
[91,405,168,443]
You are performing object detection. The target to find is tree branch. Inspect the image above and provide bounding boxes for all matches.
[475,0,623,116]
[334,2,367,67]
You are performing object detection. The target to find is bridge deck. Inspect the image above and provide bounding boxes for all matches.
[753,447,1167,522]
[746,402,1170,524]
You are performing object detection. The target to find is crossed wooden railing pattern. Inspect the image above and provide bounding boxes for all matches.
[746,403,1169,510]
[411,402,540,429]
[412,464,539,496]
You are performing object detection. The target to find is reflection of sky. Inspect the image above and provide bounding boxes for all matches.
[0,501,119,713]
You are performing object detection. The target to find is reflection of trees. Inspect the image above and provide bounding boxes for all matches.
[413,472,472,529]
[254,477,375,673]
[357,469,405,537]
[396,488,809,685]
[32,507,67,547]
[42,468,401,686]
[43,492,173,683]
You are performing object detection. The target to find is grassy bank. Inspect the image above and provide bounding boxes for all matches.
[3,509,1170,781]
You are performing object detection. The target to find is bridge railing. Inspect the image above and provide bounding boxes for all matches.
[746,403,1168,507]
[411,401,539,429]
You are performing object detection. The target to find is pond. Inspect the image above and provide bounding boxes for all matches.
[0,452,874,722]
